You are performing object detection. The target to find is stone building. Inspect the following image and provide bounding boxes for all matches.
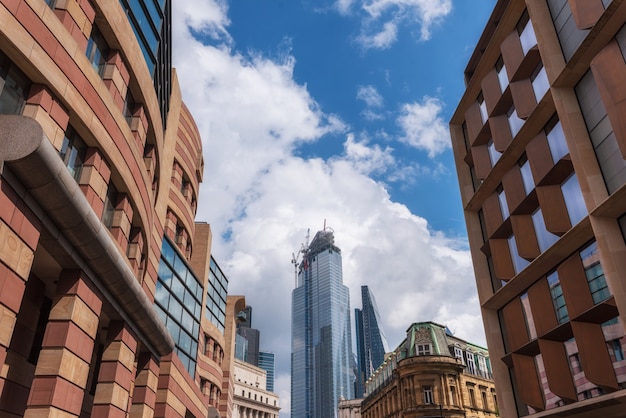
[449,0,626,416]
[361,322,498,418]
[232,358,280,418]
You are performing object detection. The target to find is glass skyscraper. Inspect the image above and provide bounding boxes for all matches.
[354,285,389,398]
[291,228,354,418]
[259,351,276,392]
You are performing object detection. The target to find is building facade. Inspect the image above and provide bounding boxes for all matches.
[232,358,280,418]
[450,1,626,417]
[258,351,276,392]
[291,228,355,418]
[0,0,239,417]
[361,322,497,418]
[355,285,389,398]
[236,305,261,366]
[338,398,363,418]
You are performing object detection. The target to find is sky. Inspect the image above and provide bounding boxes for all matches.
[171,1,497,415]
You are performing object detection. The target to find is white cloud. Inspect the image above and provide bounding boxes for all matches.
[336,0,357,14]
[354,0,452,49]
[357,85,384,108]
[357,20,398,49]
[341,133,395,175]
[397,96,451,158]
[171,2,483,416]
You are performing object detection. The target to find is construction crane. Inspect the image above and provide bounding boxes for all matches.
[291,228,310,287]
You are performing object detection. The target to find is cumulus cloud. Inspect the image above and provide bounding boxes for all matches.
[397,96,451,158]
[351,0,453,49]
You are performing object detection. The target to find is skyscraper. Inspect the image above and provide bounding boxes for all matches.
[259,351,276,392]
[355,285,389,398]
[291,228,354,418]
[236,305,261,365]
[450,1,626,416]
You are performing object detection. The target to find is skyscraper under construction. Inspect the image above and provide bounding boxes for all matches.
[291,228,354,418]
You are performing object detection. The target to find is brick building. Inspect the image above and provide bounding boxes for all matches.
[450,0,626,416]
[0,0,240,417]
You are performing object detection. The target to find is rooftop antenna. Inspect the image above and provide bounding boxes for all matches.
[291,228,310,287]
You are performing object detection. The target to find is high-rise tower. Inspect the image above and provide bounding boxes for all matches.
[291,228,354,418]
[355,285,389,398]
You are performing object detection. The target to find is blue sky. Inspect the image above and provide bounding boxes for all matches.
[171,1,496,415]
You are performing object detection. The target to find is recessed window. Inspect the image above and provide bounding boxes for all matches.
[561,174,587,226]
[497,185,509,220]
[423,385,434,404]
[508,235,529,274]
[545,118,568,163]
[496,56,508,92]
[416,344,431,355]
[59,127,86,182]
[0,51,30,115]
[488,139,501,166]
[581,242,610,304]
[507,106,524,137]
[86,26,108,76]
[532,208,558,252]
[466,352,476,375]
[102,183,118,228]
[517,10,537,55]
[531,63,549,101]
[478,92,488,124]
[518,155,534,195]
[547,271,568,324]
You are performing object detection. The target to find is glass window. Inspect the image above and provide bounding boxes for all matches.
[0,53,30,115]
[581,242,610,304]
[562,174,587,226]
[206,255,229,332]
[102,183,118,228]
[478,92,488,124]
[416,344,431,355]
[519,155,534,195]
[612,340,624,361]
[507,106,524,138]
[466,352,476,375]
[59,127,86,182]
[454,346,465,364]
[423,386,434,404]
[532,208,559,252]
[518,12,537,55]
[86,26,108,76]
[123,89,136,125]
[496,57,508,92]
[520,293,537,339]
[488,139,501,166]
[155,237,202,378]
[508,235,530,274]
[547,271,568,323]
[497,185,509,220]
[546,119,568,163]
[531,63,549,101]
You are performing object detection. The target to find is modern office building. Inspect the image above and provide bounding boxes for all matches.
[232,358,280,418]
[0,0,240,417]
[259,351,276,392]
[235,305,260,366]
[355,285,389,398]
[450,1,626,417]
[291,227,355,418]
[361,322,497,418]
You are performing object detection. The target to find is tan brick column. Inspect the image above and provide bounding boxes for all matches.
[24,270,102,418]
[110,193,134,254]
[129,352,160,418]
[0,182,39,413]
[127,227,145,278]
[53,0,96,51]
[79,148,111,219]
[23,84,69,151]
[103,51,130,111]
[91,321,138,417]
